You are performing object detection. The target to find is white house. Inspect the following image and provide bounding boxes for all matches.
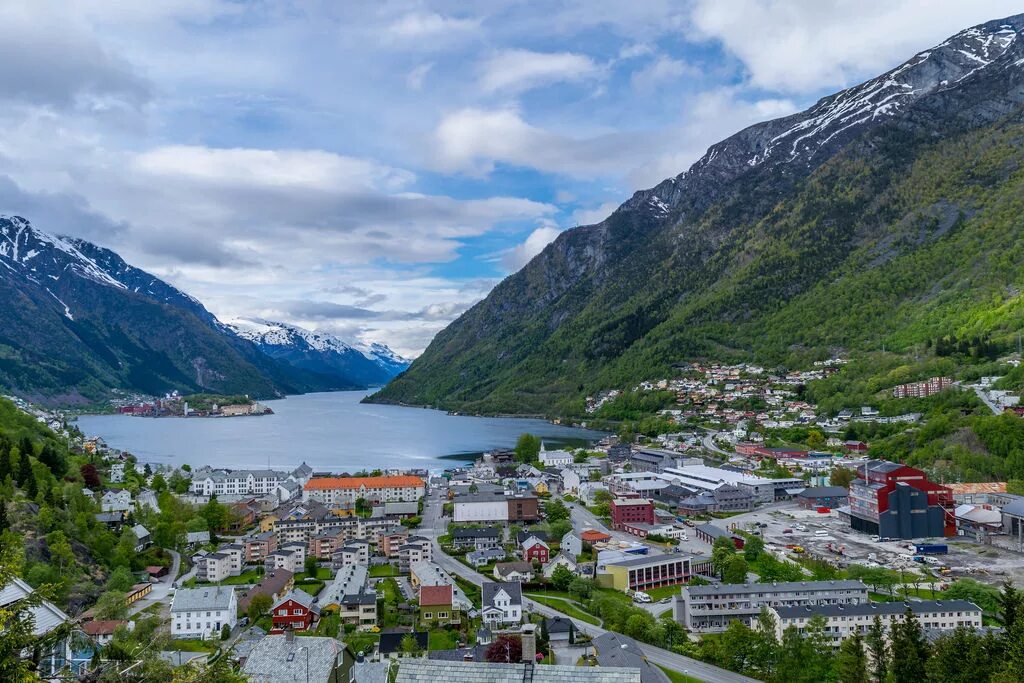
[481,581,523,627]
[170,586,237,639]
[539,444,573,468]
[131,524,151,553]
[542,552,578,578]
[101,489,132,513]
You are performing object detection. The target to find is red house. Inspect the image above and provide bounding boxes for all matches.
[610,498,655,531]
[520,536,550,564]
[271,590,320,632]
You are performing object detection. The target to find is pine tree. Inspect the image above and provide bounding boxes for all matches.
[999,581,1020,633]
[24,472,38,499]
[16,449,31,486]
[835,633,869,683]
[889,609,929,683]
[0,501,7,533]
[865,615,888,683]
[0,446,10,481]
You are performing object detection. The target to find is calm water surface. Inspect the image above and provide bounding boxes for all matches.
[76,391,605,472]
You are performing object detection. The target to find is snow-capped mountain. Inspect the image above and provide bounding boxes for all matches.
[227,318,410,387]
[0,215,373,402]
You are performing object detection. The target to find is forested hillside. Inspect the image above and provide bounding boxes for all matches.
[371,14,1024,416]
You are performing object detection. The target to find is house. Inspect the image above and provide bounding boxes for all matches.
[185,530,211,548]
[796,486,849,510]
[580,529,612,545]
[695,523,745,549]
[520,536,550,564]
[131,524,152,552]
[379,629,429,659]
[419,584,459,626]
[451,527,502,550]
[480,581,522,627]
[101,489,132,513]
[242,633,348,683]
[542,552,578,578]
[170,586,237,639]
[560,532,583,560]
[544,616,576,643]
[338,592,379,631]
[238,569,295,615]
[95,511,125,528]
[82,620,131,646]
[271,590,320,632]
[493,562,535,583]
[466,547,506,567]
[1,577,73,678]
[593,632,669,683]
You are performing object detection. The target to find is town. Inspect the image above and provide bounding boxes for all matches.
[7,383,1024,683]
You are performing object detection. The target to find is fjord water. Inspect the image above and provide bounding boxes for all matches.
[76,390,605,472]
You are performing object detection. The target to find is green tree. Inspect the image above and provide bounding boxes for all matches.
[201,495,229,536]
[998,580,1021,633]
[548,519,572,540]
[722,555,749,584]
[221,623,231,640]
[835,633,869,683]
[105,566,136,593]
[890,609,929,683]
[550,565,574,592]
[544,499,569,522]
[151,472,167,493]
[45,530,76,577]
[830,467,856,488]
[711,536,736,579]
[95,590,128,620]
[0,541,44,682]
[925,627,1001,683]
[748,608,779,680]
[568,578,594,601]
[112,528,137,569]
[304,554,319,577]
[865,615,888,683]
[743,535,765,561]
[514,434,541,463]
[400,633,422,657]
[248,593,273,623]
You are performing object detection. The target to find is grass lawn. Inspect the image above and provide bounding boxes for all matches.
[525,594,600,626]
[294,567,333,581]
[296,580,324,596]
[347,632,380,656]
[428,630,459,650]
[377,577,402,604]
[658,666,703,683]
[453,576,482,609]
[196,569,263,586]
[641,585,681,602]
[369,564,398,577]
[170,638,218,653]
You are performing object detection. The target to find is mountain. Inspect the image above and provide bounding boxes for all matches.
[227,318,409,387]
[0,216,358,403]
[371,14,1024,416]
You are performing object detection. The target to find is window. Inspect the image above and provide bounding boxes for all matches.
[423,612,433,619]
[438,612,448,619]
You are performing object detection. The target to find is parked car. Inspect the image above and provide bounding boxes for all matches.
[782,528,793,534]
[632,592,652,604]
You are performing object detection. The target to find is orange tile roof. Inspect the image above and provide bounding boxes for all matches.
[419,584,453,606]
[945,482,1007,494]
[580,529,612,542]
[303,475,425,491]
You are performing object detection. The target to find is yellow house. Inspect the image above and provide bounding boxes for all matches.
[533,481,549,495]
[258,514,278,533]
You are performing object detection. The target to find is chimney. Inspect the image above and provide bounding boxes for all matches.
[521,624,536,663]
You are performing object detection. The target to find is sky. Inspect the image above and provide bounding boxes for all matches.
[0,0,1019,357]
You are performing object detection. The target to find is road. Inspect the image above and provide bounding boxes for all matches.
[966,383,1002,415]
[129,548,180,616]
[700,429,733,457]
[421,490,759,683]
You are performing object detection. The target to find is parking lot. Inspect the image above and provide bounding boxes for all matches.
[711,503,1024,587]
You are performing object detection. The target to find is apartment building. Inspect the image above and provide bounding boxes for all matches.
[332,540,371,570]
[609,498,655,531]
[189,463,312,497]
[264,542,306,574]
[677,580,869,632]
[241,532,277,564]
[197,544,244,582]
[302,475,426,506]
[398,536,432,573]
[770,600,982,647]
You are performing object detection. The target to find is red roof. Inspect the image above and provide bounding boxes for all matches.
[304,475,425,491]
[419,584,453,607]
[83,620,126,636]
[580,530,611,542]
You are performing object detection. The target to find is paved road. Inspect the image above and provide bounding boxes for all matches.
[966,383,1002,415]
[423,490,759,683]
[700,429,733,457]
[129,548,180,616]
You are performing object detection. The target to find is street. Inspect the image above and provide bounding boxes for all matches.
[129,548,180,617]
[422,488,758,683]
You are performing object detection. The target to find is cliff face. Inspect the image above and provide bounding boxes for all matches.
[370,15,1024,415]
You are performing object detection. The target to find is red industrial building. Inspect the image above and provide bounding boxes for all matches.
[849,460,955,539]
[610,498,655,531]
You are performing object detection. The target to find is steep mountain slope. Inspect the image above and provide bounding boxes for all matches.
[0,217,348,403]
[371,14,1024,416]
[227,318,409,387]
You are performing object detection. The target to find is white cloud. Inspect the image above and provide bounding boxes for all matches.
[478,49,602,94]
[572,201,621,226]
[387,12,480,39]
[618,43,654,60]
[689,0,1022,93]
[500,225,563,271]
[630,55,694,92]
[406,62,433,90]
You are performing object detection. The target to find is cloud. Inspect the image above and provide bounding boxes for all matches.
[406,63,433,90]
[500,226,563,271]
[0,175,129,245]
[387,12,480,39]
[630,55,695,93]
[689,0,1023,93]
[0,4,149,109]
[478,49,603,94]
[572,201,621,226]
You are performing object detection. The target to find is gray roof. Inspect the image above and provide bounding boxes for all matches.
[545,616,574,634]
[186,531,210,543]
[593,632,668,683]
[275,589,319,613]
[453,527,502,538]
[352,661,391,683]
[774,600,981,619]
[603,554,691,569]
[171,585,235,612]
[684,580,866,597]
[1002,497,1024,517]
[695,523,731,539]
[242,634,341,683]
[0,578,70,637]
[482,581,522,609]
[395,659,640,683]
[494,562,533,578]
[796,486,849,499]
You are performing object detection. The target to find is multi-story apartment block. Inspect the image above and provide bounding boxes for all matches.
[332,540,371,570]
[677,580,869,632]
[398,536,432,573]
[891,377,953,398]
[302,475,425,506]
[196,544,244,582]
[309,532,344,560]
[380,530,410,557]
[770,600,982,647]
[264,542,307,574]
[190,463,313,497]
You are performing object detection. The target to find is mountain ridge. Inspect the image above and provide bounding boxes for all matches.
[369,13,1024,416]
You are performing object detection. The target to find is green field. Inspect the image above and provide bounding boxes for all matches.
[639,585,681,602]
[524,593,600,626]
[658,665,704,683]
[294,567,333,581]
[428,630,460,650]
[369,564,398,577]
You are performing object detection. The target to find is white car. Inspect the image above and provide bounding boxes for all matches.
[632,592,653,604]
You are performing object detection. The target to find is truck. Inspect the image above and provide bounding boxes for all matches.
[914,544,948,555]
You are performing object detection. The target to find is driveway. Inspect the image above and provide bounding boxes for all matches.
[129,548,180,617]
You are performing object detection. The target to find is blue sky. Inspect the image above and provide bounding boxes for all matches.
[0,0,1019,355]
